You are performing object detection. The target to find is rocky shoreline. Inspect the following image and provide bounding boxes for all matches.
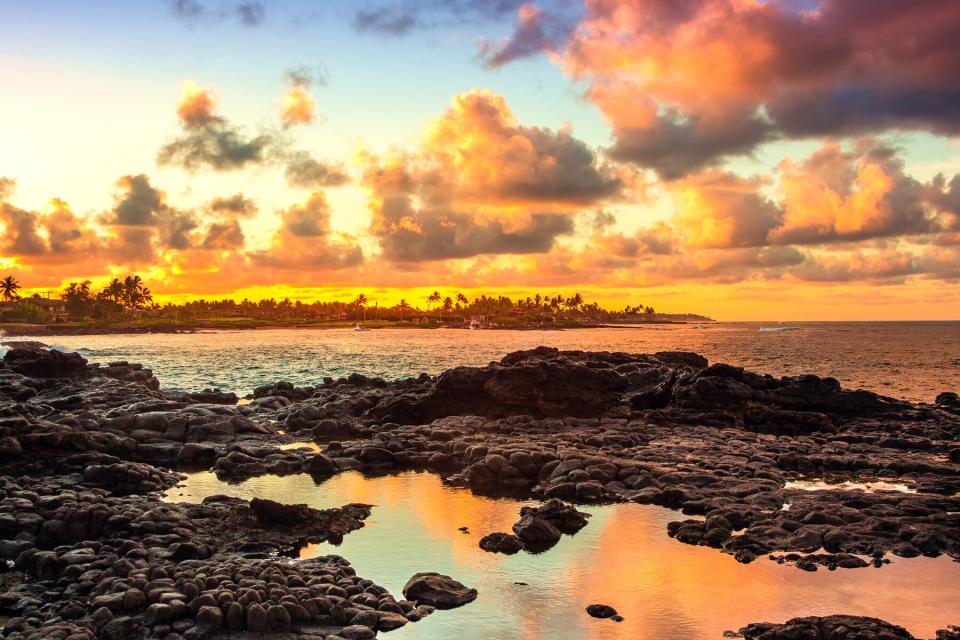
[1,344,957,638]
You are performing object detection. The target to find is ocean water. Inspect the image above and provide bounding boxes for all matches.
[164,470,960,640]
[11,321,960,402]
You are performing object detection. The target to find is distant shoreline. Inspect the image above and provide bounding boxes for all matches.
[0,319,704,337]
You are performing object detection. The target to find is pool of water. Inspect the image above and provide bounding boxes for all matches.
[163,470,960,639]
[785,479,918,494]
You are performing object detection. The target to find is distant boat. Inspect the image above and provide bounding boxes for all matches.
[693,324,705,330]
[354,324,369,332]
[759,326,798,332]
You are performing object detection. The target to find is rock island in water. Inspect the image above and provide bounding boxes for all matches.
[0,344,957,639]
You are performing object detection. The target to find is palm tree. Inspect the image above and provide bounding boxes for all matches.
[353,293,368,320]
[427,291,441,311]
[397,299,410,321]
[1,276,21,301]
[456,292,468,309]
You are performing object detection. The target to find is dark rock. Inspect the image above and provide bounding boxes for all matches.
[741,615,916,640]
[512,515,562,551]
[402,572,478,609]
[3,347,88,378]
[479,532,523,554]
[586,603,618,619]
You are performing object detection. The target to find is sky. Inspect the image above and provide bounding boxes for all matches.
[1,0,959,320]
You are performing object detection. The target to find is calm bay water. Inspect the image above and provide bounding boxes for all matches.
[15,321,960,402]
[165,470,960,640]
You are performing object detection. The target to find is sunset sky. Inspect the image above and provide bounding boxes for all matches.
[2,0,959,319]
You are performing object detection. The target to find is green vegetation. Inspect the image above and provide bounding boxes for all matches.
[0,273,712,330]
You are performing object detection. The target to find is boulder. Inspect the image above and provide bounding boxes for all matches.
[512,515,561,551]
[740,615,916,640]
[402,572,477,609]
[479,532,523,554]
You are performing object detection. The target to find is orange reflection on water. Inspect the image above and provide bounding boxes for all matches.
[167,471,960,640]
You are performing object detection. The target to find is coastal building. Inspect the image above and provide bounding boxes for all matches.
[24,295,69,322]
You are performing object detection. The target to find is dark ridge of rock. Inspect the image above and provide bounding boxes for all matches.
[739,615,916,640]
[401,572,478,609]
[3,347,89,379]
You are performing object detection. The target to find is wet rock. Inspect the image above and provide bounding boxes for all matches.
[586,603,619,619]
[402,572,478,609]
[512,515,562,551]
[249,497,316,526]
[740,615,916,640]
[3,347,89,378]
[479,532,523,554]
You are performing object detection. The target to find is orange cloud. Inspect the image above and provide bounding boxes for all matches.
[359,90,622,263]
[279,86,315,127]
[176,81,218,128]
[553,0,960,177]
[249,191,363,270]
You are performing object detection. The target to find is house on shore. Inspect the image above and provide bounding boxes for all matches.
[24,295,69,322]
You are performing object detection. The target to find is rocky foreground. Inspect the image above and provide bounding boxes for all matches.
[0,344,958,639]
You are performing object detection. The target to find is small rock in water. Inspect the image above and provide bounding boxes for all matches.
[479,532,523,555]
[586,604,619,619]
[402,572,478,609]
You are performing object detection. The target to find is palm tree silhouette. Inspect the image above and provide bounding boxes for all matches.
[397,299,410,321]
[353,293,368,320]
[1,276,21,301]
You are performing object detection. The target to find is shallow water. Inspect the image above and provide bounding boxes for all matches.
[785,479,917,494]
[15,321,960,402]
[164,470,960,639]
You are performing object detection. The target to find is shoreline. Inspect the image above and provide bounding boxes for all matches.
[1,345,957,639]
[0,320,702,337]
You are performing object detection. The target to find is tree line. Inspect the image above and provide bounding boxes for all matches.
[1,274,713,324]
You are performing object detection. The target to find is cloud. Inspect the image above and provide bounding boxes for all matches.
[168,0,266,27]
[158,121,274,172]
[0,177,15,200]
[250,192,363,269]
[202,219,245,250]
[279,86,316,127]
[792,248,922,283]
[109,174,165,226]
[160,81,343,184]
[208,193,258,218]
[176,81,218,127]
[285,64,329,89]
[480,3,580,68]
[283,151,350,189]
[102,174,202,261]
[0,191,102,264]
[769,142,935,245]
[360,90,621,262]
[352,0,526,35]
[353,5,418,35]
[550,0,960,176]
[421,89,621,206]
[158,81,276,171]
[278,65,329,127]
[670,170,782,249]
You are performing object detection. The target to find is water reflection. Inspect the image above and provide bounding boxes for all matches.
[785,479,917,494]
[165,471,960,639]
